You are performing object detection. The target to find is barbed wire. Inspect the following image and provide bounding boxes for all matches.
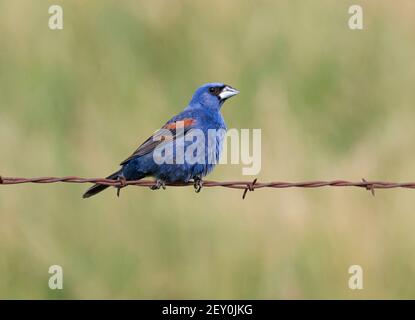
[2,175,415,199]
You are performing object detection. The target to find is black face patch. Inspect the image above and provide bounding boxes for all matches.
[208,85,225,97]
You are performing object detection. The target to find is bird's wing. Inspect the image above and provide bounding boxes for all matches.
[120,118,197,165]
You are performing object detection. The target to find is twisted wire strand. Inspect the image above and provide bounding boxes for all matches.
[2,176,415,198]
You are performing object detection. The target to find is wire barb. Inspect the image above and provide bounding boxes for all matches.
[116,176,127,198]
[362,178,375,196]
[242,178,257,199]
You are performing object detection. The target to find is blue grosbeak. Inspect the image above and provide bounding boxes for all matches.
[83,83,239,198]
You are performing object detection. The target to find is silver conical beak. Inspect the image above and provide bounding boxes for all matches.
[219,85,240,100]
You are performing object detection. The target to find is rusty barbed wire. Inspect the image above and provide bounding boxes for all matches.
[2,175,415,199]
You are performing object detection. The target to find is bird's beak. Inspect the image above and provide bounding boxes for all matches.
[219,85,240,100]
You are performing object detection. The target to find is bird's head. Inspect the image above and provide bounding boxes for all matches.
[189,82,239,110]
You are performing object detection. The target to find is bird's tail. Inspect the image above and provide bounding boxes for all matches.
[82,170,121,199]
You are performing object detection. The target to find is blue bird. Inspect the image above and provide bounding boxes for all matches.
[83,83,239,198]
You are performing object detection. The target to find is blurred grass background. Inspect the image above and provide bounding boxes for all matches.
[1,0,415,299]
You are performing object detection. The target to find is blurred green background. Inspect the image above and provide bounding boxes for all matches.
[1,0,415,299]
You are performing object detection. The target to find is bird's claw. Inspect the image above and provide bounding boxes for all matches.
[150,179,166,190]
[193,177,203,193]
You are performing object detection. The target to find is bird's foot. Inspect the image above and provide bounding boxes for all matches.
[193,176,203,193]
[116,176,127,198]
[150,179,166,190]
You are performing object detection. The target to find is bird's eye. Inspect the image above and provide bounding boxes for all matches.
[209,86,222,96]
